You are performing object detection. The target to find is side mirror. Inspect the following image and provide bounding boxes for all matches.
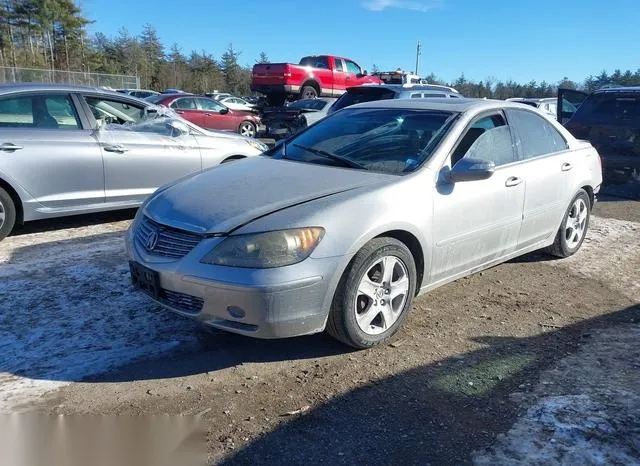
[450,158,495,182]
[166,119,190,136]
[219,108,229,115]
[362,70,368,76]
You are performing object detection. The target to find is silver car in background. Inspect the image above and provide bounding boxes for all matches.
[127,99,602,348]
[0,84,266,240]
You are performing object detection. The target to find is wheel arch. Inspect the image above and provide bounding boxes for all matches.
[301,79,320,95]
[580,184,594,208]
[221,154,246,164]
[0,177,24,224]
[374,229,425,294]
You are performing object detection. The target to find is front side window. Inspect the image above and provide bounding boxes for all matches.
[170,98,197,110]
[276,108,457,174]
[0,94,80,129]
[197,98,224,111]
[452,114,516,166]
[345,60,361,75]
[85,96,144,125]
[506,109,568,159]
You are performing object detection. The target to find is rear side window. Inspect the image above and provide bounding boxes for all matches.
[571,93,640,126]
[331,88,396,112]
[334,59,344,72]
[300,56,329,69]
[0,94,80,129]
[506,109,568,159]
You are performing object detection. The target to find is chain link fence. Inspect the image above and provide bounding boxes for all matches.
[0,67,140,89]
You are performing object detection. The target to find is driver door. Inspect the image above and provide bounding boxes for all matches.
[557,88,589,124]
[431,113,525,283]
[82,94,202,204]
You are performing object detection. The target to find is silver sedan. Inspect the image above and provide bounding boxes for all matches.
[127,98,602,348]
[0,84,267,240]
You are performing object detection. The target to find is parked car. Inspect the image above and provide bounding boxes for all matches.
[262,98,338,139]
[243,96,260,105]
[507,98,557,118]
[558,86,639,191]
[127,98,602,348]
[147,94,263,137]
[327,83,462,115]
[117,89,160,99]
[0,84,267,241]
[251,55,382,105]
[161,88,187,94]
[217,96,256,112]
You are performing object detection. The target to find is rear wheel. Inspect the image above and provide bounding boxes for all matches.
[326,237,417,349]
[300,85,318,100]
[0,186,16,241]
[238,121,256,138]
[545,189,590,258]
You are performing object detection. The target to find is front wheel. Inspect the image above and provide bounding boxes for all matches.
[0,186,16,241]
[326,237,417,349]
[545,189,591,258]
[238,121,256,138]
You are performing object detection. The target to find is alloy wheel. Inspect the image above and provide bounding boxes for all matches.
[0,198,5,230]
[354,256,409,335]
[240,123,256,138]
[565,197,588,249]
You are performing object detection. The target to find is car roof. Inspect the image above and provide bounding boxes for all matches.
[0,82,128,96]
[594,86,640,94]
[351,83,459,93]
[349,97,530,113]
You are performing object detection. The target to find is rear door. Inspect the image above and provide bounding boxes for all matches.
[431,113,525,282]
[169,97,204,127]
[0,92,104,209]
[557,88,589,124]
[81,94,202,204]
[332,58,347,94]
[196,98,236,131]
[505,108,574,248]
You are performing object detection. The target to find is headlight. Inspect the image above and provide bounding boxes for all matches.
[201,227,325,268]
[246,139,268,152]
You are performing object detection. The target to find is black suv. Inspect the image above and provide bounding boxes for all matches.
[559,86,640,197]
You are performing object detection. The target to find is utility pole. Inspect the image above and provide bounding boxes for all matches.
[415,41,422,76]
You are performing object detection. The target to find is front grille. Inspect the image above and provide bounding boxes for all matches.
[135,216,203,259]
[160,289,204,314]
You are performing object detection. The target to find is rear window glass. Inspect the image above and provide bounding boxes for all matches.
[571,93,640,126]
[331,88,396,112]
[299,56,330,69]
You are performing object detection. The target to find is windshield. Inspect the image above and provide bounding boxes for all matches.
[330,88,396,113]
[570,93,640,126]
[275,108,457,174]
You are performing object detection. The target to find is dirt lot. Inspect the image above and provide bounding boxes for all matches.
[0,197,638,465]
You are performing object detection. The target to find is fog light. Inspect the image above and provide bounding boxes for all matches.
[227,306,246,319]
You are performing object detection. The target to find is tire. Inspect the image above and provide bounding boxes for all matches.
[300,85,318,100]
[238,121,256,138]
[0,186,16,242]
[545,189,591,258]
[326,237,417,349]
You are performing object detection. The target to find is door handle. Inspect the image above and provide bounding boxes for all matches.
[0,143,23,151]
[103,144,129,154]
[175,110,184,114]
[561,162,573,171]
[205,113,213,116]
[505,176,523,187]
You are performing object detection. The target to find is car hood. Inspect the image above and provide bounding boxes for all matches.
[144,157,395,234]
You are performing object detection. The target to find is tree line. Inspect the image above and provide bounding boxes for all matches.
[1,1,639,97]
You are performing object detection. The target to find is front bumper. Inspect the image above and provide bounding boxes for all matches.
[125,224,345,339]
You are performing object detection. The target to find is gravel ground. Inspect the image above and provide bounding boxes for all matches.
[0,202,638,465]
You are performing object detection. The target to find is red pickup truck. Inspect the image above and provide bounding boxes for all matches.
[251,55,382,105]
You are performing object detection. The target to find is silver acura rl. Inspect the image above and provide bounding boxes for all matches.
[127,99,602,348]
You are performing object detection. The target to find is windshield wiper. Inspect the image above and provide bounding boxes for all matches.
[292,144,367,170]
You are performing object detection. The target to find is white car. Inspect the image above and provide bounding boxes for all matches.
[218,96,256,112]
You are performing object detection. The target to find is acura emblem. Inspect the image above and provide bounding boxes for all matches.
[145,229,159,251]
